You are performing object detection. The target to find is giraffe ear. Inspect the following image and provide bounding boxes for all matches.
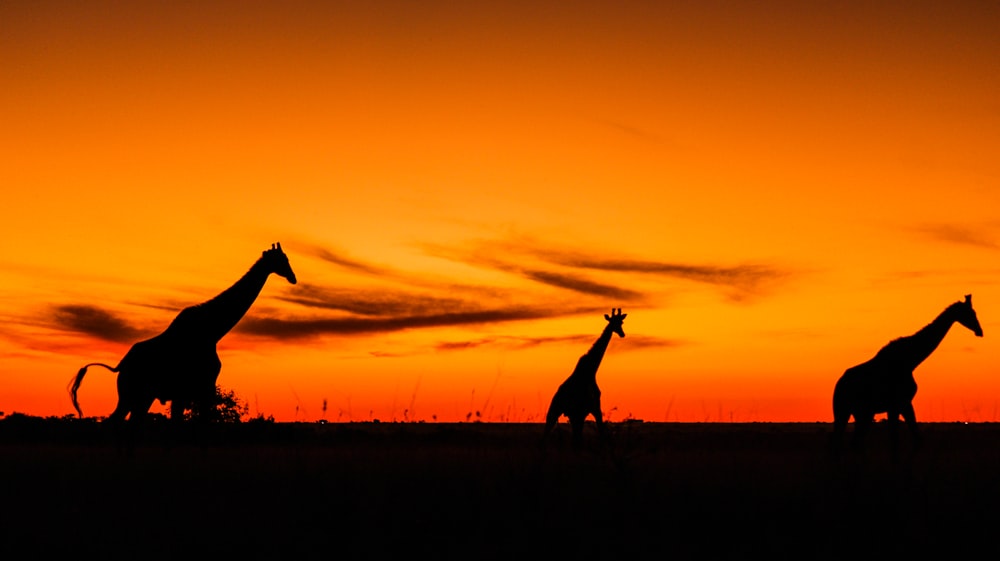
[605,314,611,321]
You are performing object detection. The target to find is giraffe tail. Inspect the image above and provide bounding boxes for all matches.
[69,362,118,418]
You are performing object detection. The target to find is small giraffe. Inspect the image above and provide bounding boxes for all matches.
[832,294,983,455]
[543,308,626,447]
[70,243,297,422]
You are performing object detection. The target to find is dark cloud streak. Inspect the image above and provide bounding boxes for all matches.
[550,256,786,292]
[237,306,600,339]
[52,305,149,344]
[521,269,643,300]
[278,284,471,317]
[307,245,392,276]
[915,224,998,250]
[431,333,683,353]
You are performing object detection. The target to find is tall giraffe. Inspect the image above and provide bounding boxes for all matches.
[543,308,626,447]
[70,243,297,422]
[832,294,983,455]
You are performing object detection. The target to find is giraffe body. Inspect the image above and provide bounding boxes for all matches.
[831,294,983,455]
[70,243,296,421]
[544,309,626,447]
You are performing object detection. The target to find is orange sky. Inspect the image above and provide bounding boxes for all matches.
[2,1,999,423]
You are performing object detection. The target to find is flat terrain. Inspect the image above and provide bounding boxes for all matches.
[2,418,1000,559]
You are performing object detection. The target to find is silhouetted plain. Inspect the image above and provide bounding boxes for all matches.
[543,308,626,447]
[6,419,1000,559]
[832,294,983,456]
[69,243,297,423]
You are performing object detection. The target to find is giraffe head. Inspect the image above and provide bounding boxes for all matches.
[604,308,627,338]
[956,294,983,337]
[263,242,297,285]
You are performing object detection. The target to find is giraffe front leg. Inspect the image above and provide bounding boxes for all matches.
[831,411,849,460]
[592,404,610,448]
[886,409,902,462]
[170,400,187,421]
[902,402,922,450]
[569,415,585,450]
[592,407,605,433]
[542,394,563,445]
[852,413,873,454]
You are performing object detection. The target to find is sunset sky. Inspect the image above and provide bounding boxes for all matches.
[2,1,998,423]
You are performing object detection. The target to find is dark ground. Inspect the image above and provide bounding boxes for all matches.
[2,417,1000,560]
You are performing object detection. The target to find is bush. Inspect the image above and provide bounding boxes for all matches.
[184,386,249,423]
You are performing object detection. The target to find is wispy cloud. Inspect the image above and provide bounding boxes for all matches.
[423,236,792,300]
[432,333,683,353]
[548,256,787,295]
[432,334,594,352]
[306,245,393,276]
[52,305,150,344]
[278,284,473,317]
[422,243,646,301]
[236,305,600,340]
[520,269,644,300]
[597,119,665,144]
[914,224,998,250]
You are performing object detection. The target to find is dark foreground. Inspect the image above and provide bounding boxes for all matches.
[2,418,1000,560]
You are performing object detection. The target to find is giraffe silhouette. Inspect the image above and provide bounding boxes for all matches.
[832,294,983,456]
[543,308,626,448]
[69,243,297,422]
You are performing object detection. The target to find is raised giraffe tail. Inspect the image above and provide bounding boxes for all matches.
[69,362,118,418]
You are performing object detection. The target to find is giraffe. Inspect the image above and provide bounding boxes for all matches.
[831,294,983,456]
[543,308,626,448]
[69,243,297,422]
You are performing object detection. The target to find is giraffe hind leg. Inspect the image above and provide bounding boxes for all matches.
[569,415,585,449]
[852,414,873,452]
[901,402,922,448]
[542,390,565,441]
[831,410,850,458]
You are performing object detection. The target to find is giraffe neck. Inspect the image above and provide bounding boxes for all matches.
[190,258,272,343]
[574,324,615,381]
[882,305,958,371]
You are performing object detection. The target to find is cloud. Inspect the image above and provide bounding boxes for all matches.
[236,305,600,340]
[424,237,791,299]
[432,334,593,352]
[278,284,473,317]
[914,224,998,250]
[596,118,666,144]
[431,333,682,353]
[549,256,787,295]
[617,334,687,351]
[52,305,149,344]
[305,245,391,276]
[421,243,646,300]
[520,269,644,300]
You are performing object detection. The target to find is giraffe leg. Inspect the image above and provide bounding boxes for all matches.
[112,396,154,453]
[886,410,902,462]
[852,414,873,453]
[542,393,563,444]
[127,397,155,424]
[831,411,849,459]
[592,407,608,446]
[107,401,129,424]
[901,402,922,449]
[170,400,187,421]
[569,415,585,450]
